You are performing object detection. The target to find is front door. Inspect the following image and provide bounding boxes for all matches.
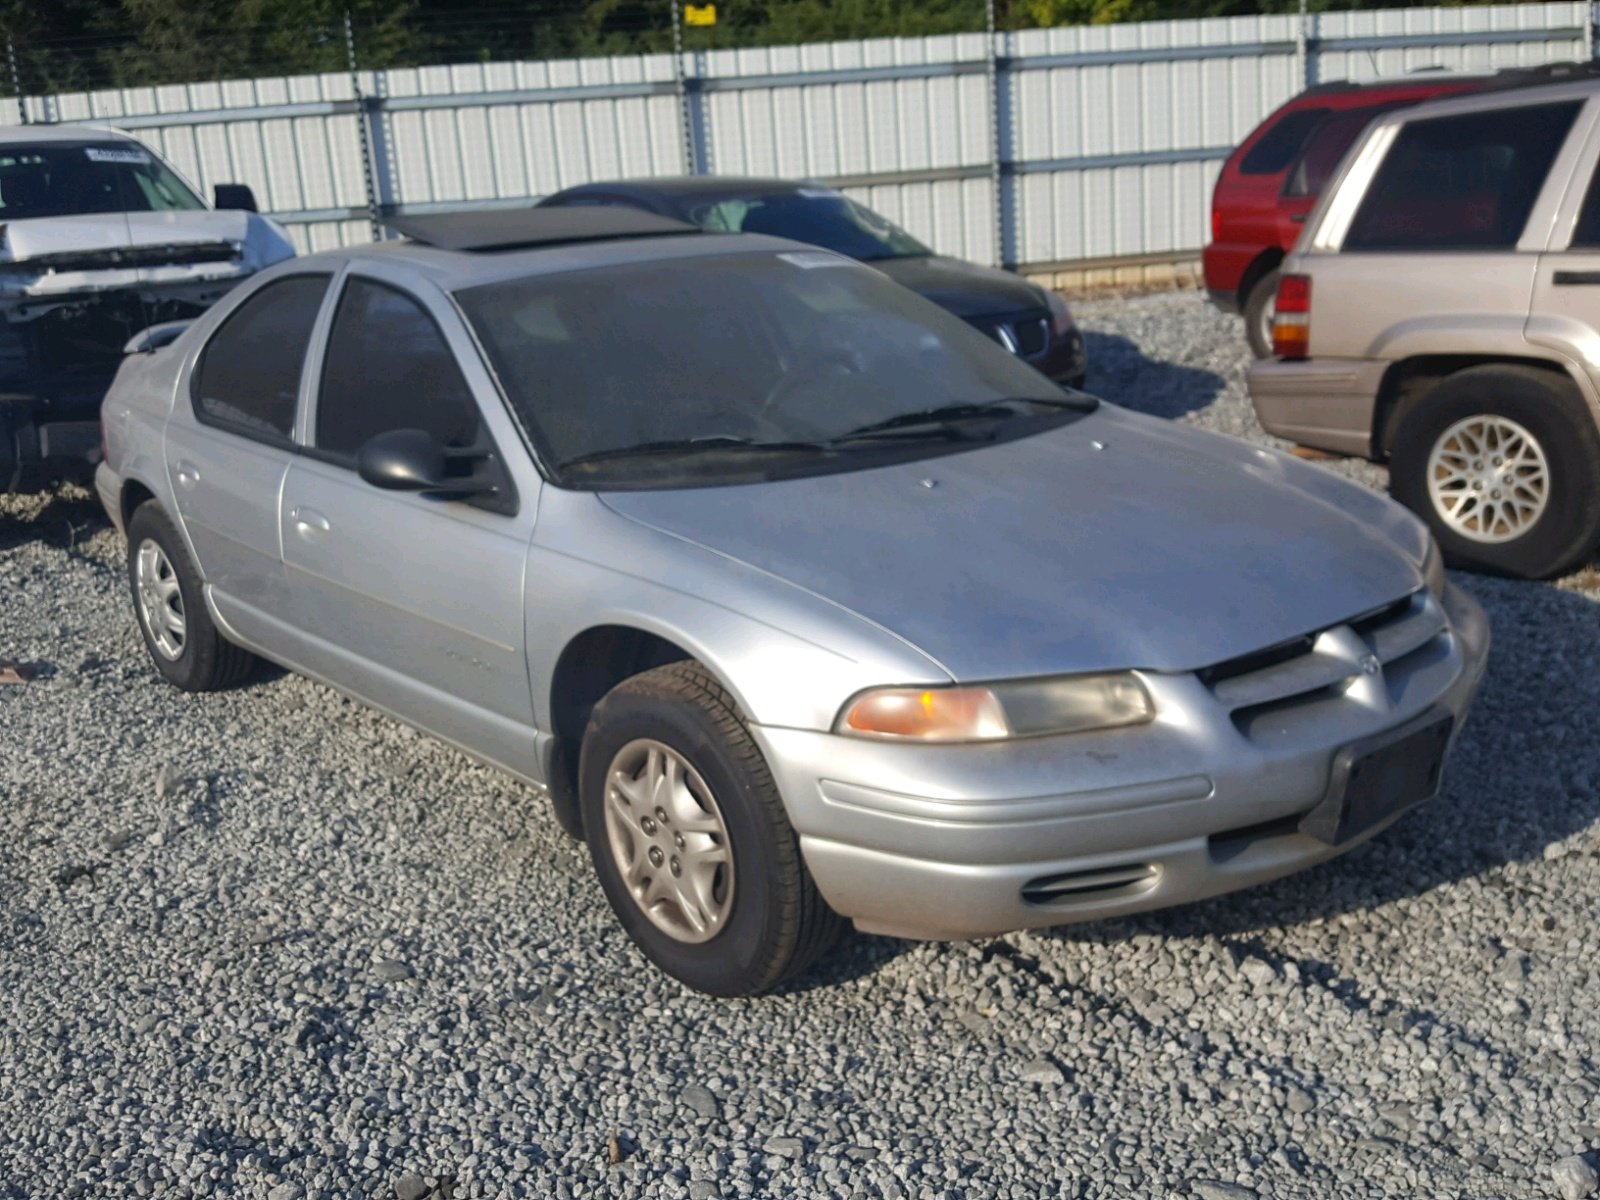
[278,273,540,778]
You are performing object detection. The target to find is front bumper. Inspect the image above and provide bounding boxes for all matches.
[755,582,1489,940]
[1247,357,1388,458]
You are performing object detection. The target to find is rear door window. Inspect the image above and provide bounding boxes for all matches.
[1239,107,1332,176]
[314,278,484,462]
[191,274,330,444]
[1344,102,1581,251]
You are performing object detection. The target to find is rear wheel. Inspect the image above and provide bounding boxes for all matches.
[1389,365,1600,579]
[579,661,843,996]
[126,501,258,691]
[1243,269,1280,360]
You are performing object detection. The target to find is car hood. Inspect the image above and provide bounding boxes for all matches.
[0,210,295,272]
[871,255,1047,319]
[600,406,1427,681]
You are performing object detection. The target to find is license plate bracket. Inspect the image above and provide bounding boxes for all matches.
[1300,711,1454,845]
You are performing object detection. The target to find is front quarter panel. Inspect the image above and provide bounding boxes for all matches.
[524,486,952,734]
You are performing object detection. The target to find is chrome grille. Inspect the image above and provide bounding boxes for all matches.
[1199,591,1448,730]
[977,311,1051,358]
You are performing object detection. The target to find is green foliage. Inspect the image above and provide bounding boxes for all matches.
[0,0,1508,92]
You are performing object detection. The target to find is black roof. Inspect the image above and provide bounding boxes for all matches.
[542,177,828,206]
[384,207,697,252]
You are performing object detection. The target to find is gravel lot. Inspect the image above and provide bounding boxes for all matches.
[3,290,1598,1200]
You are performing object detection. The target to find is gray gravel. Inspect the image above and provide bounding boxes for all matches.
[3,290,1598,1200]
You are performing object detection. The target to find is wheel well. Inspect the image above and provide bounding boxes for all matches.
[1237,249,1284,310]
[1371,356,1578,461]
[120,478,156,531]
[544,625,694,838]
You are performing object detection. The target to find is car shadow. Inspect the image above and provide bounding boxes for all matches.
[1079,330,1228,419]
[0,481,111,554]
[1036,571,1600,947]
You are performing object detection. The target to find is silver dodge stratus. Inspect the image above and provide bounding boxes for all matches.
[96,208,1489,996]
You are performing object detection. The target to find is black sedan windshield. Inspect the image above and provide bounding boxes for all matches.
[689,191,930,260]
[456,252,1090,489]
[0,142,205,218]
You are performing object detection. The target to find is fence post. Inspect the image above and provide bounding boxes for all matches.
[1590,0,1599,61]
[7,38,25,125]
[345,11,383,242]
[987,0,1016,270]
[1299,0,1319,90]
[670,0,702,174]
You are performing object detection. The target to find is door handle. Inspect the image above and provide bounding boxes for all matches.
[289,506,331,534]
[1290,214,1307,224]
[1553,270,1600,285]
[174,461,199,489]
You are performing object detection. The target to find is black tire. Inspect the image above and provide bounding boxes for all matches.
[1243,268,1280,360]
[578,661,843,996]
[125,500,258,691]
[1389,364,1600,580]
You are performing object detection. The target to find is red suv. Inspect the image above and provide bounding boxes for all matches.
[1205,75,1486,357]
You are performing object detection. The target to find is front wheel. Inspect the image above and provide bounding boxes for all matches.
[579,661,843,996]
[1389,365,1600,579]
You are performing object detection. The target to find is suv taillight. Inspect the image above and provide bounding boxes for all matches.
[1272,274,1310,359]
[1211,206,1221,243]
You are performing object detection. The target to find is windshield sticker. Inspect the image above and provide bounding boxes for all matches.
[778,251,852,269]
[85,147,151,165]
[796,187,841,198]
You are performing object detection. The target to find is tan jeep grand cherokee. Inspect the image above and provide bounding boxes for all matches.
[1247,75,1600,579]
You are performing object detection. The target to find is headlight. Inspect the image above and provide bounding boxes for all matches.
[836,673,1154,742]
[1045,289,1075,336]
[1423,536,1446,599]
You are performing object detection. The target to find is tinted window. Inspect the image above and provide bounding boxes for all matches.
[1570,160,1600,247]
[1284,106,1392,198]
[192,275,330,443]
[1239,107,1331,176]
[1345,102,1580,251]
[689,192,931,261]
[0,141,205,217]
[315,279,482,461]
[455,252,1087,490]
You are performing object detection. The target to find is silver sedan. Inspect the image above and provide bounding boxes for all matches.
[96,208,1490,996]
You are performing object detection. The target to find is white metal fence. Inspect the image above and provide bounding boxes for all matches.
[4,3,1593,270]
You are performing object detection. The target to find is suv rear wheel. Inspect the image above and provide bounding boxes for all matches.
[1390,364,1600,579]
[1243,269,1280,359]
[578,660,843,996]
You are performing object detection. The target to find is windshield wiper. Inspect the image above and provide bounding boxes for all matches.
[831,398,1080,443]
[559,435,827,469]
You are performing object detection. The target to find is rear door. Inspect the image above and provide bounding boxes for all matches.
[278,269,542,778]
[1305,98,1587,361]
[1525,97,1600,394]
[165,272,331,646]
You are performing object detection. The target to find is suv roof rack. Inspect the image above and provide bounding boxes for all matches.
[384,207,697,252]
[1483,59,1600,90]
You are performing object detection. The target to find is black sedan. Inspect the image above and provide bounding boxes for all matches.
[537,177,1087,389]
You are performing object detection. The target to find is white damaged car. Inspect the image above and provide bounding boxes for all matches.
[1,123,294,493]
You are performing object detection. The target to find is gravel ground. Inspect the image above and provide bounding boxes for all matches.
[2,290,1598,1200]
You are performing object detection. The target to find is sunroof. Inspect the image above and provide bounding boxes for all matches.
[384,208,698,252]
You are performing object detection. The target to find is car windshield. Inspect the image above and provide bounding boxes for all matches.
[688,191,931,261]
[0,141,205,219]
[456,251,1092,490]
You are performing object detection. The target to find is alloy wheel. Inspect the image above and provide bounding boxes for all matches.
[134,538,187,660]
[1426,415,1550,544]
[602,737,734,944]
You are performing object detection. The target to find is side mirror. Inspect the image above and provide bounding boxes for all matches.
[356,428,498,498]
[213,183,259,213]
